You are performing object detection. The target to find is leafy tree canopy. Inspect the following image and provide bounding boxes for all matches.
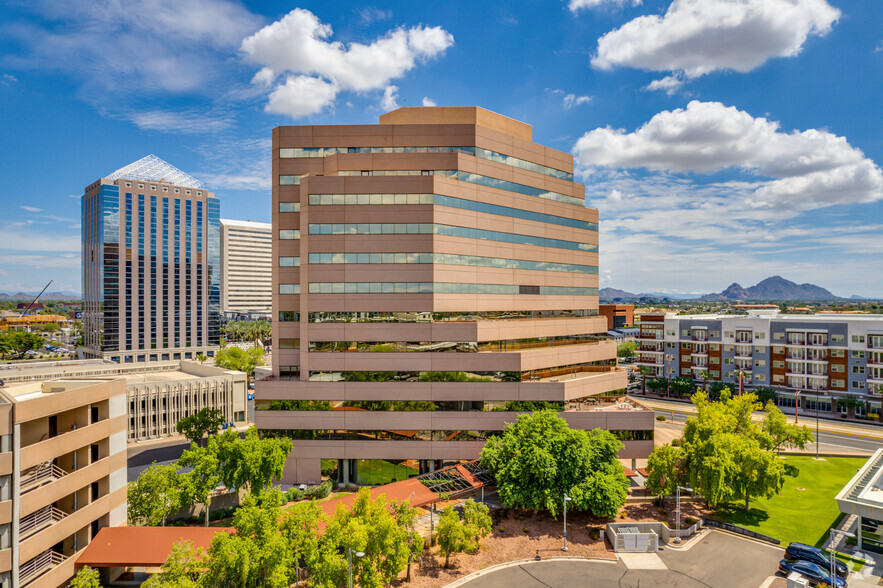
[128,462,184,526]
[680,391,793,509]
[176,408,224,447]
[214,345,265,377]
[70,566,101,588]
[480,411,628,517]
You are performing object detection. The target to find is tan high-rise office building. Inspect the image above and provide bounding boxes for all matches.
[0,378,127,588]
[256,107,647,484]
[82,155,221,364]
[220,219,272,315]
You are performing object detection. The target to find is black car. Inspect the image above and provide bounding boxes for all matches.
[779,560,847,587]
[786,543,848,578]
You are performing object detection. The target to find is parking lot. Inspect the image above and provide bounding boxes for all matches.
[456,530,784,588]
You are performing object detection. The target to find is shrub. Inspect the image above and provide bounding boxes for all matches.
[589,528,601,541]
[303,480,332,500]
[285,488,304,502]
[846,536,858,546]
[685,517,698,526]
[656,415,666,421]
[671,438,681,447]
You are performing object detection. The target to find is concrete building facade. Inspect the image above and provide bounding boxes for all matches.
[0,360,247,443]
[636,310,883,417]
[256,106,648,484]
[0,378,127,588]
[82,155,221,364]
[220,219,272,316]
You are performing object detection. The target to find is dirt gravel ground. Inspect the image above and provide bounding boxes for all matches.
[393,509,615,588]
[394,496,713,588]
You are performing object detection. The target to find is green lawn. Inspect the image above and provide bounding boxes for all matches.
[714,456,865,547]
[354,459,418,486]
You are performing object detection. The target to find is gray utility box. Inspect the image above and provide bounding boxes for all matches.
[787,571,809,588]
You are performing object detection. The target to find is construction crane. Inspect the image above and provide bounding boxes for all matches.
[19,280,53,318]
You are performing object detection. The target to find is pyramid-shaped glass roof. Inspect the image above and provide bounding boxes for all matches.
[106,154,204,189]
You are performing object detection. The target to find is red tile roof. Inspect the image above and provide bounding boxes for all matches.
[76,527,232,568]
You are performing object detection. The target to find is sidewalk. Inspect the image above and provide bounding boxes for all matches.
[637,396,883,441]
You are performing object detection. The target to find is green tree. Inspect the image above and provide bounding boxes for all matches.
[128,463,183,526]
[176,408,224,447]
[668,376,696,398]
[646,377,668,394]
[645,444,685,503]
[202,491,293,588]
[141,541,206,588]
[280,500,324,587]
[178,444,222,526]
[681,391,786,510]
[0,331,44,358]
[437,506,467,569]
[761,402,813,453]
[753,386,778,405]
[480,411,628,517]
[707,381,729,400]
[639,365,652,395]
[214,345,265,386]
[617,341,636,359]
[70,566,101,588]
[317,488,419,588]
[195,352,208,364]
[211,427,292,495]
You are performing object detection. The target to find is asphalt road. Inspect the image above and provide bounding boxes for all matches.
[458,530,783,588]
[654,408,883,454]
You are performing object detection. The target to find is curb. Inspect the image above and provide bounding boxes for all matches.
[442,556,617,587]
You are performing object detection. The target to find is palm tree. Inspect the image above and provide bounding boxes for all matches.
[639,365,651,395]
[699,370,710,393]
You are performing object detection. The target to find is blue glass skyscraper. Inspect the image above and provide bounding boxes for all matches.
[83,155,220,363]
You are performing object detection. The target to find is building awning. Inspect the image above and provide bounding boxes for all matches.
[76,527,232,568]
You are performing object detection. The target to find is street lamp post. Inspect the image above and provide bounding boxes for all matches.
[665,354,672,398]
[795,390,801,424]
[348,548,365,588]
[829,528,854,583]
[675,485,693,543]
[562,493,572,551]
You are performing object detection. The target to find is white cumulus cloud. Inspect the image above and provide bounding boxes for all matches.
[569,0,641,12]
[265,75,338,119]
[381,85,399,111]
[644,75,684,95]
[574,100,883,210]
[241,8,453,119]
[422,97,437,107]
[593,0,840,78]
[563,93,592,108]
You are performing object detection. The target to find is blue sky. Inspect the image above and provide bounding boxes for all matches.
[1,0,880,297]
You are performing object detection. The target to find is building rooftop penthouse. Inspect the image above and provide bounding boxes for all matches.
[257,106,646,484]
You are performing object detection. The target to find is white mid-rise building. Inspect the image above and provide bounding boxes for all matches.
[220,219,272,315]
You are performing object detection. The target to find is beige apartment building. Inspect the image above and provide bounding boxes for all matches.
[255,106,649,484]
[220,219,272,316]
[0,378,127,588]
[0,360,247,443]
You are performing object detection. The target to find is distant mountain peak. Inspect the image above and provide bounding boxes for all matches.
[700,276,837,302]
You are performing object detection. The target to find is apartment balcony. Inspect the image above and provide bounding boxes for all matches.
[638,345,664,353]
[692,351,708,357]
[692,335,708,342]
[20,550,67,588]
[868,358,883,367]
[787,353,806,360]
[636,332,664,340]
[20,463,68,495]
[734,352,753,359]
[785,340,806,347]
[20,506,68,542]
[735,333,753,344]
[805,356,828,363]
[638,357,663,366]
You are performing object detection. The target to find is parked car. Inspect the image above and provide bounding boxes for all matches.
[779,560,847,587]
[785,543,848,578]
